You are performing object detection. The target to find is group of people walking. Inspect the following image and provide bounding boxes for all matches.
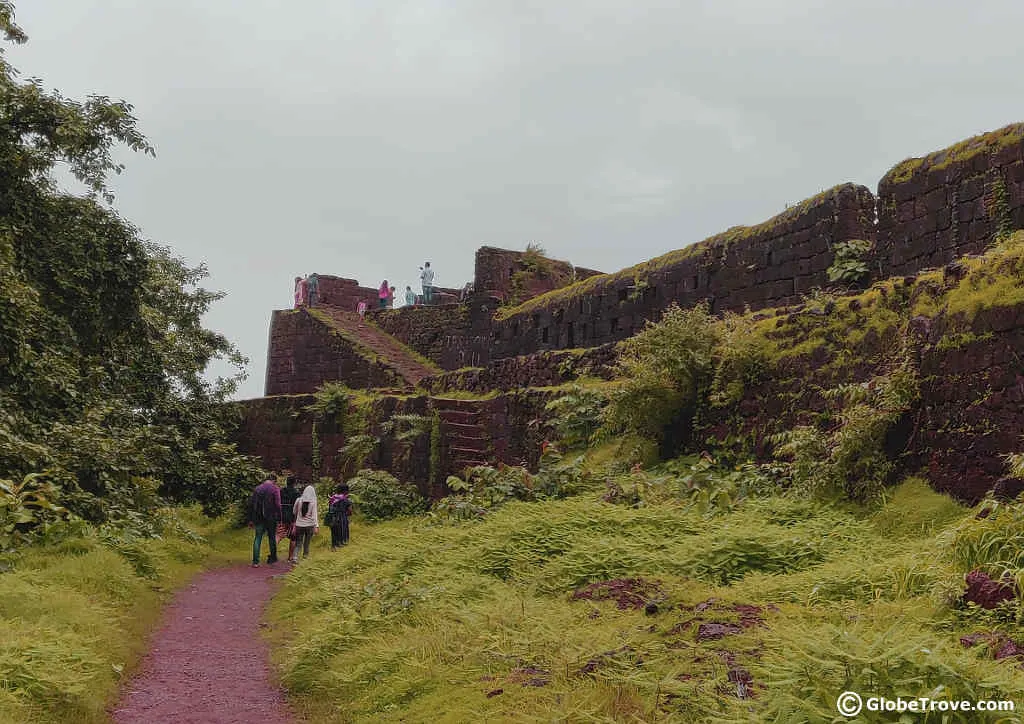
[248,474,353,567]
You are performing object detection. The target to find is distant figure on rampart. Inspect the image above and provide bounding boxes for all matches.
[293,276,308,308]
[306,273,319,307]
[460,281,473,301]
[420,262,435,305]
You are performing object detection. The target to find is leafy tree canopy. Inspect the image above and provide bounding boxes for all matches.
[0,2,263,546]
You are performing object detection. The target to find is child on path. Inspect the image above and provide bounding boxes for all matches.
[326,483,353,549]
[290,484,319,562]
[357,300,368,317]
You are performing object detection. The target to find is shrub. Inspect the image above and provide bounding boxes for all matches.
[604,302,720,441]
[348,469,427,521]
[709,312,772,407]
[774,360,919,502]
[544,386,608,448]
[826,238,873,285]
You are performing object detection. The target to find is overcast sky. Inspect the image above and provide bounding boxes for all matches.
[8,1,1024,399]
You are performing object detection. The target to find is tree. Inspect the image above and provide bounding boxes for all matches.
[0,2,263,529]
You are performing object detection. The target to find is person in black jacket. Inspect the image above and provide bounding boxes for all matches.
[279,476,301,563]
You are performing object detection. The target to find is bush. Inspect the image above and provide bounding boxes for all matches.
[604,302,720,441]
[544,386,608,448]
[348,469,426,521]
[826,238,873,285]
[774,361,919,502]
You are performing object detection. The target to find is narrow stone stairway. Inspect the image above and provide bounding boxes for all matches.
[312,306,440,387]
[432,398,493,474]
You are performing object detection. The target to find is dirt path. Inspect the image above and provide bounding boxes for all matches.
[111,564,293,724]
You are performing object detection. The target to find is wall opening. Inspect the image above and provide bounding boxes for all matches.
[610,317,619,333]
[541,327,549,343]
[567,322,575,347]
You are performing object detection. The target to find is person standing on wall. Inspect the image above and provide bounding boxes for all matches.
[404,285,416,307]
[306,273,320,307]
[293,276,308,308]
[248,474,282,567]
[388,286,396,308]
[378,279,390,309]
[291,483,320,562]
[420,262,434,305]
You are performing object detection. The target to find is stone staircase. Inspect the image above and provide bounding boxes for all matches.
[312,306,440,388]
[431,398,493,474]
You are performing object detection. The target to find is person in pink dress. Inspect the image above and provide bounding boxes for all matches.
[378,280,389,309]
[357,300,368,317]
[294,276,308,307]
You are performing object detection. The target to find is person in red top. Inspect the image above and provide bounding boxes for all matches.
[249,475,283,566]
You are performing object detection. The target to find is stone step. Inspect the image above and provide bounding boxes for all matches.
[450,437,489,453]
[437,409,480,424]
[445,422,487,439]
[450,459,491,475]
[450,446,492,458]
[432,398,489,412]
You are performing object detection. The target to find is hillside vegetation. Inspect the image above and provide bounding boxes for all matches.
[268,468,1024,722]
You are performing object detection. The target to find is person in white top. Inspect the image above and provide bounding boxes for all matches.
[290,484,319,562]
[420,262,435,305]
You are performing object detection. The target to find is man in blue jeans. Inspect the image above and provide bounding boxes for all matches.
[248,475,282,567]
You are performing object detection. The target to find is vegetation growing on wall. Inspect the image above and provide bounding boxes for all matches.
[826,238,873,285]
[493,184,866,322]
[884,122,1024,184]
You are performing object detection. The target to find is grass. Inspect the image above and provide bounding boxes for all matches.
[0,510,249,724]
[265,473,1024,722]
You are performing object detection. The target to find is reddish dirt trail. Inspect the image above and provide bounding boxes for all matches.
[111,565,293,724]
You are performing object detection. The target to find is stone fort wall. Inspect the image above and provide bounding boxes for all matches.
[263,123,1024,388]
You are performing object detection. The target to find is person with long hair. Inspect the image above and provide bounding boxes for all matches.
[290,484,319,562]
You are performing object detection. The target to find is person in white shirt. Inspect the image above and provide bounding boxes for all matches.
[420,262,435,305]
[290,484,319,562]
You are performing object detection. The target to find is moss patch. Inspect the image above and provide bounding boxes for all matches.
[494,184,864,322]
[883,122,1024,186]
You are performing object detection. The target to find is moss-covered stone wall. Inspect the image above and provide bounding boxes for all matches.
[264,308,406,395]
[877,123,1024,276]
[486,183,876,360]
[419,344,619,394]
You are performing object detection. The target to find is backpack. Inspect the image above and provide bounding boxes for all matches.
[280,487,299,523]
[325,497,351,526]
[251,488,274,525]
